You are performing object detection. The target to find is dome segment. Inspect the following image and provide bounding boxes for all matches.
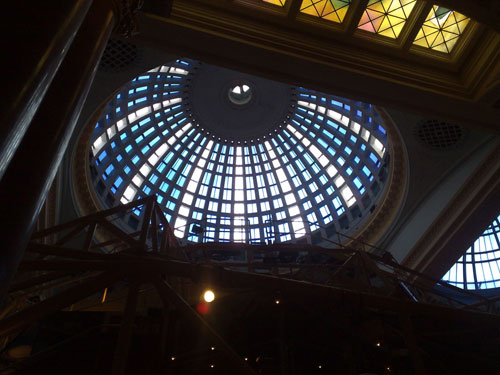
[88,59,390,244]
[187,61,293,141]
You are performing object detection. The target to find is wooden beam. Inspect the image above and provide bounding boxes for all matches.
[83,221,97,250]
[286,0,302,20]
[180,262,500,325]
[402,2,434,50]
[26,243,111,260]
[98,219,145,251]
[399,315,427,374]
[0,272,119,337]
[20,260,113,272]
[151,276,258,375]
[54,222,88,246]
[31,196,154,240]
[112,282,140,375]
[139,200,154,247]
[153,203,179,252]
[345,0,369,34]
[8,271,73,293]
[151,212,159,253]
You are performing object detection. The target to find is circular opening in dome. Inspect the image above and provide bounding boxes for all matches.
[228,84,252,105]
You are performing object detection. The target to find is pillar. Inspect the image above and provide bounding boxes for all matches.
[0,0,117,298]
[0,0,93,180]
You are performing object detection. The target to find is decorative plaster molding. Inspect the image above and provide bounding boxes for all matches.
[344,107,408,250]
[72,96,120,247]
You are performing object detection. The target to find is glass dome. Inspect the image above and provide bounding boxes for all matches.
[88,59,390,244]
[442,214,500,290]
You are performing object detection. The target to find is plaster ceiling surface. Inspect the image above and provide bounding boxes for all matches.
[187,62,294,141]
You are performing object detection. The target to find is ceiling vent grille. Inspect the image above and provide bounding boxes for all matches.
[415,119,464,150]
[99,39,138,73]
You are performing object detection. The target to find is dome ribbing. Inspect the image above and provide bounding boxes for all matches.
[88,59,390,244]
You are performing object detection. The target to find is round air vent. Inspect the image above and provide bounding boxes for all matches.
[99,39,138,73]
[415,119,464,150]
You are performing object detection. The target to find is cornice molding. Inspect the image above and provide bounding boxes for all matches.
[167,3,469,97]
[134,1,500,131]
[72,95,122,249]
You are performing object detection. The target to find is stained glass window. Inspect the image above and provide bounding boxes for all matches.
[358,0,417,38]
[442,214,500,290]
[413,6,470,53]
[89,59,390,245]
[263,0,286,6]
[300,0,351,23]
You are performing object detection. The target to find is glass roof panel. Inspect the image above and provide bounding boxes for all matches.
[413,6,470,53]
[442,214,500,290]
[358,0,417,38]
[300,0,351,23]
[263,0,287,6]
[88,59,390,245]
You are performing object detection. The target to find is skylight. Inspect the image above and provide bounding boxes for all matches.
[442,214,500,290]
[89,59,390,245]
[300,0,352,23]
[358,0,417,38]
[413,6,470,53]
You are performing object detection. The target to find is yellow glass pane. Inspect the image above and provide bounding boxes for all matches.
[357,0,416,39]
[413,6,470,53]
[433,43,449,53]
[378,17,393,33]
[263,0,287,6]
[413,31,427,47]
[300,0,351,23]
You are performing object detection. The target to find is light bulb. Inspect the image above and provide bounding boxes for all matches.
[204,290,215,303]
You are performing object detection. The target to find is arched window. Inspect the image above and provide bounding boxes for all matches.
[442,214,500,290]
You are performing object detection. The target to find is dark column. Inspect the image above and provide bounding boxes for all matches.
[0,0,93,180]
[0,1,116,298]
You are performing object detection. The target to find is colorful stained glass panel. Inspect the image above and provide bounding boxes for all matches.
[358,0,417,38]
[413,6,470,53]
[300,0,351,23]
[263,0,287,6]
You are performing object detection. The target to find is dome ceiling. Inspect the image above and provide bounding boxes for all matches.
[187,62,294,140]
[87,59,391,244]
